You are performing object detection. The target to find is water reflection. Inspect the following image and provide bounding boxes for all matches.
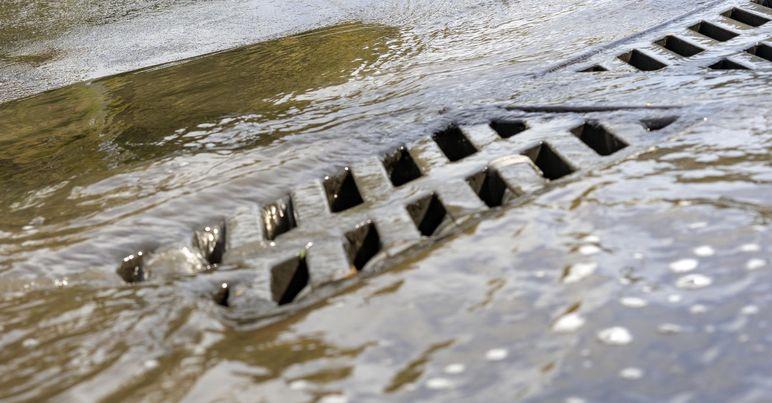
[0,23,397,230]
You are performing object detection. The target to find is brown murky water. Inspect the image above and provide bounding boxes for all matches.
[0,0,770,401]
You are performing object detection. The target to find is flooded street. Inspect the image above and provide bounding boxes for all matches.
[0,0,770,401]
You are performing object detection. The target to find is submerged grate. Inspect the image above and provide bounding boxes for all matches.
[383,145,422,187]
[689,21,739,42]
[641,116,679,131]
[571,121,628,156]
[467,168,510,208]
[432,125,478,162]
[490,119,528,139]
[722,7,769,27]
[324,167,364,213]
[271,254,309,305]
[406,193,448,236]
[192,221,227,265]
[746,43,772,62]
[709,58,750,70]
[262,195,297,241]
[522,142,575,180]
[618,49,667,71]
[578,64,608,72]
[344,221,382,271]
[655,35,705,57]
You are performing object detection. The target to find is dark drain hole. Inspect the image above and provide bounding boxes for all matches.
[263,195,297,241]
[641,116,678,131]
[193,221,227,265]
[746,43,772,62]
[579,65,608,72]
[117,251,147,283]
[570,121,628,156]
[654,35,705,57]
[752,0,771,8]
[271,254,309,305]
[722,7,769,27]
[383,146,422,187]
[490,119,528,138]
[618,49,667,71]
[406,193,448,236]
[324,167,364,213]
[213,283,230,307]
[522,143,575,180]
[689,21,739,42]
[709,59,750,70]
[467,168,510,208]
[432,125,478,162]
[345,221,382,271]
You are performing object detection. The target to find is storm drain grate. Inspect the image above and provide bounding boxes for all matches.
[467,168,511,208]
[689,20,739,42]
[383,145,422,186]
[618,49,667,71]
[722,7,769,27]
[324,167,364,213]
[406,193,448,237]
[262,195,297,241]
[655,35,705,57]
[522,142,575,180]
[271,254,309,305]
[345,221,382,271]
[746,43,772,61]
[571,121,628,156]
[490,119,529,138]
[433,125,478,161]
[709,58,751,69]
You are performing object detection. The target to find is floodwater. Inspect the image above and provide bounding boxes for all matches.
[0,0,770,401]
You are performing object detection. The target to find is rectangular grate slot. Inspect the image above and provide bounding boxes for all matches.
[271,254,310,305]
[262,195,297,241]
[641,116,678,131]
[570,121,628,156]
[324,167,364,213]
[709,59,750,70]
[490,119,528,139]
[345,221,382,271]
[406,193,448,236]
[579,65,608,72]
[722,7,769,27]
[432,125,478,162]
[654,35,705,57]
[689,21,739,42]
[383,145,422,187]
[746,43,772,61]
[618,49,667,71]
[752,0,771,8]
[466,168,510,208]
[522,142,575,180]
[192,221,227,265]
[117,251,147,283]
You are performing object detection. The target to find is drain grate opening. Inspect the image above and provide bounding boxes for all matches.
[193,221,227,265]
[579,65,608,72]
[522,142,575,180]
[324,167,364,213]
[570,121,628,156]
[383,146,422,187]
[432,125,478,162]
[262,196,297,241]
[490,119,528,138]
[641,116,679,131]
[709,58,750,70]
[618,49,667,71]
[117,251,147,283]
[689,21,739,42]
[213,282,231,307]
[271,254,309,305]
[345,221,382,271]
[407,193,448,236]
[467,168,510,208]
[654,35,705,57]
[746,43,772,61]
[752,0,771,8]
[722,7,769,27]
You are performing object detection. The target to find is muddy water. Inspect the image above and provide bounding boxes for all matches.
[0,0,770,401]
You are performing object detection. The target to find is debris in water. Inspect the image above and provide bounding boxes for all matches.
[693,245,715,257]
[619,367,644,379]
[669,258,698,273]
[552,312,586,333]
[485,348,508,361]
[563,262,597,284]
[676,274,713,289]
[597,327,633,346]
[620,297,648,308]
